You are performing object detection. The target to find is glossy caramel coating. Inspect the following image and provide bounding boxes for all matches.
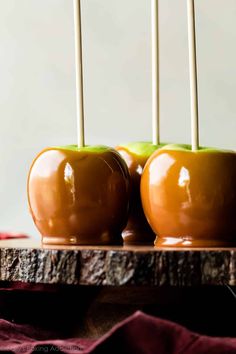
[28,147,130,245]
[116,146,155,244]
[141,148,236,247]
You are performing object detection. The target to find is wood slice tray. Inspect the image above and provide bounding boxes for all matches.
[0,239,235,286]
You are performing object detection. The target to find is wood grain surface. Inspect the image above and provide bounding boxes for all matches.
[0,239,235,286]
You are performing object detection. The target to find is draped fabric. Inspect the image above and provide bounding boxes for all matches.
[0,311,236,354]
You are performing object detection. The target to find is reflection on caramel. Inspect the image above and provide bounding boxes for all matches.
[28,147,130,245]
[141,148,236,247]
[116,147,155,244]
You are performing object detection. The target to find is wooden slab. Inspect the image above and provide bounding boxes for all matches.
[0,238,235,286]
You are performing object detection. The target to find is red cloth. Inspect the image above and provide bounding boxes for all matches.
[0,311,236,354]
[0,232,29,240]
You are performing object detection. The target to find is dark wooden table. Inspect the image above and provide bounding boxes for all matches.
[0,239,235,338]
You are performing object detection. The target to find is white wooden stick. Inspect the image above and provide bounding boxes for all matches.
[73,0,85,147]
[151,0,160,145]
[187,0,199,151]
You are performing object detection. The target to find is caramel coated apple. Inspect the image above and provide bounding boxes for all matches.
[116,142,162,244]
[28,145,130,245]
[141,144,236,247]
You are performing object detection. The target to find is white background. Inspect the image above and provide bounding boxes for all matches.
[0,0,236,236]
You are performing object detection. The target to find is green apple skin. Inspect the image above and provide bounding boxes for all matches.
[141,143,236,248]
[119,142,165,158]
[116,141,166,244]
[28,145,130,245]
[54,145,110,153]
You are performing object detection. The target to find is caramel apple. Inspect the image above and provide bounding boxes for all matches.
[28,145,130,245]
[141,144,236,247]
[116,142,163,244]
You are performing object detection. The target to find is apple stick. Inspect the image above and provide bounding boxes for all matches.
[73,0,85,147]
[151,0,160,146]
[187,0,199,151]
